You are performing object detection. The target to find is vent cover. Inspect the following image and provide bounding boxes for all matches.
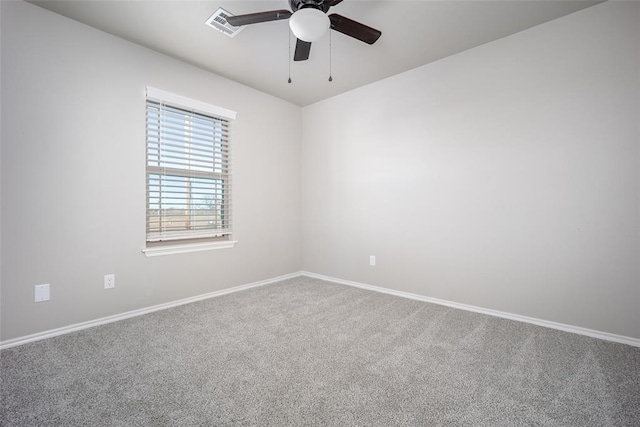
[205,8,244,37]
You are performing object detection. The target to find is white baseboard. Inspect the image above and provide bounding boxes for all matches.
[0,272,303,350]
[300,271,640,348]
[4,271,638,350]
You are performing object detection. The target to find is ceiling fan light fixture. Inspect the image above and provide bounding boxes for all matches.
[289,8,330,42]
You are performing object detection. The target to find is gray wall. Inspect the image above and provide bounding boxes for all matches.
[301,2,640,339]
[1,1,301,341]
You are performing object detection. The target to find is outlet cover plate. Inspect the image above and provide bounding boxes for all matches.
[35,284,50,302]
[104,274,115,289]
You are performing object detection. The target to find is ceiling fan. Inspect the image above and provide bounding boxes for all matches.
[225,0,382,61]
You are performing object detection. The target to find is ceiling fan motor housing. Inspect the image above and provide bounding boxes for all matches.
[289,0,330,13]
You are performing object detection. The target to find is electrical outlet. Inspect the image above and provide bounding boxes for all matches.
[104,274,115,289]
[35,284,50,302]
[370,255,376,266]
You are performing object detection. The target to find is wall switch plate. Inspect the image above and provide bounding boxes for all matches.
[370,255,376,266]
[35,284,50,302]
[104,274,115,289]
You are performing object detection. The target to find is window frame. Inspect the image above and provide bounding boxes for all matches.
[143,87,237,256]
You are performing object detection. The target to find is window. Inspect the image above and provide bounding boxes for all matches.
[145,87,236,249]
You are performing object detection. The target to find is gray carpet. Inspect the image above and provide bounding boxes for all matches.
[1,276,639,426]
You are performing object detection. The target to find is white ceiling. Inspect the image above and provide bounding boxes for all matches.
[29,0,601,106]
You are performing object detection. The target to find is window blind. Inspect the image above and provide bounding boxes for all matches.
[145,89,235,243]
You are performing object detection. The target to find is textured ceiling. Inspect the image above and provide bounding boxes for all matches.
[29,0,601,106]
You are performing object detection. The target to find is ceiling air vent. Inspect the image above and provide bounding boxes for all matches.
[205,8,244,38]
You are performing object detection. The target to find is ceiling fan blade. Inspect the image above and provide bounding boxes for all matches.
[326,0,344,6]
[225,10,292,26]
[294,39,312,61]
[329,14,381,45]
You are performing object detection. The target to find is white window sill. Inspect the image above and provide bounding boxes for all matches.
[142,240,237,257]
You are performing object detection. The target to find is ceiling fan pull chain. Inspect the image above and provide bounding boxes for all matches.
[288,27,292,83]
[328,30,333,82]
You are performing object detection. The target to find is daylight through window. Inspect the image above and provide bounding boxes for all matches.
[145,88,235,244]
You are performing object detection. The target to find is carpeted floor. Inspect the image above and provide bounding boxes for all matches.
[1,276,639,426]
